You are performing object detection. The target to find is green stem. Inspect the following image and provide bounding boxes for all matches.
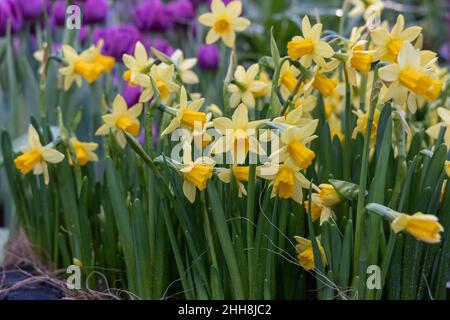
[246,164,257,299]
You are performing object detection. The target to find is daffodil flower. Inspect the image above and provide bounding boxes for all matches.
[228,64,268,109]
[14,125,65,185]
[270,121,318,170]
[378,43,440,111]
[69,137,99,166]
[287,15,334,68]
[198,0,251,48]
[278,61,302,100]
[180,144,215,203]
[302,61,339,98]
[217,165,253,197]
[426,107,450,146]
[352,108,380,142]
[259,159,318,204]
[81,39,116,73]
[304,194,336,225]
[370,15,422,62]
[171,49,199,85]
[294,236,327,271]
[348,0,384,21]
[212,103,267,164]
[95,95,143,148]
[391,212,444,244]
[136,63,180,103]
[161,86,208,136]
[317,183,343,207]
[122,41,154,86]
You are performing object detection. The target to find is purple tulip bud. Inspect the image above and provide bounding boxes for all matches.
[0,0,23,36]
[121,84,142,107]
[150,38,174,56]
[167,0,195,25]
[83,0,108,25]
[93,24,142,60]
[51,0,66,27]
[134,0,173,33]
[197,44,220,70]
[16,0,50,21]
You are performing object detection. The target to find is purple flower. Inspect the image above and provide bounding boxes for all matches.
[197,44,220,70]
[121,84,142,107]
[439,43,450,62]
[16,0,50,21]
[150,38,174,56]
[134,0,172,33]
[93,24,142,60]
[83,0,108,25]
[0,0,23,36]
[167,0,195,25]
[207,0,234,6]
[51,0,66,27]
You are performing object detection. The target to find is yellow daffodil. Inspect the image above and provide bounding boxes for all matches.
[287,15,334,68]
[122,41,154,86]
[198,0,251,48]
[273,105,314,128]
[259,159,317,204]
[270,120,318,170]
[136,63,180,103]
[345,28,377,85]
[318,183,342,207]
[328,114,344,142]
[278,61,302,100]
[379,43,441,111]
[228,64,268,109]
[69,137,99,166]
[352,108,380,142]
[82,40,115,73]
[171,49,199,85]
[391,212,444,244]
[161,86,207,136]
[426,107,450,146]
[304,194,335,225]
[303,61,339,98]
[95,95,143,148]
[14,125,65,185]
[370,15,422,62]
[217,165,252,197]
[293,95,318,117]
[253,71,272,97]
[348,0,384,21]
[294,236,327,271]
[180,145,215,203]
[212,103,267,163]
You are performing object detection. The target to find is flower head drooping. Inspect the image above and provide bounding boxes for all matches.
[228,64,268,109]
[318,183,343,207]
[14,125,65,185]
[217,165,252,197]
[294,236,327,271]
[95,95,143,148]
[161,86,207,136]
[180,144,215,203]
[287,15,334,68]
[212,103,267,164]
[304,194,336,225]
[379,43,440,112]
[371,15,422,62]
[198,0,251,48]
[122,41,154,86]
[278,61,302,100]
[171,49,199,85]
[426,107,450,147]
[391,212,444,244]
[270,120,319,170]
[136,63,180,103]
[352,108,381,142]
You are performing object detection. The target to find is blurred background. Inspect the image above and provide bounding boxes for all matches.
[0,0,449,228]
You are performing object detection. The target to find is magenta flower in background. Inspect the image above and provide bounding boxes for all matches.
[167,0,196,25]
[16,0,50,21]
[51,0,66,27]
[93,24,141,60]
[83,0,108,25]
[134,0,173,33]
[0,0,23,36]
[150,38,175,56]
[121,84,142,107]
[198,44,220,70]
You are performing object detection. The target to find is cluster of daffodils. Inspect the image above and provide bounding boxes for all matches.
[13,0,447,274]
